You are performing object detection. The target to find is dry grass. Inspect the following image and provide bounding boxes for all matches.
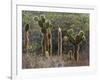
[22,53,89,69]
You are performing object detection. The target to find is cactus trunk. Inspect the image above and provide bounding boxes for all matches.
[24,31,29,54]
[58,27,62,57]
[41,33,45,55]
[48,28,52,56]
[49,34,52,56]
[41,32,47,56]
[43,33,47,56]
[74,44,80,61]
[42,29,52,57]
[41,30,51,56]
[46,31,49,52]
[45,28,52,56]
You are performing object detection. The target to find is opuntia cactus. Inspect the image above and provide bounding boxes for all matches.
[65,29,85,61]
[24,24,30,54]
[34,15,52,56]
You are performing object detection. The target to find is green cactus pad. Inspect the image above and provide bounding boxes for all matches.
[25,24,29,32]
[33,16,39,21]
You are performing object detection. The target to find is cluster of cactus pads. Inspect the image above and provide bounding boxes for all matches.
[24,15,86,62]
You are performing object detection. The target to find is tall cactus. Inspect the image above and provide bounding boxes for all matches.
[24,24,30,54]
[47,28,52,56]
[58,27,62,57]
[34,15,52,56]
[65,29,85,61]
